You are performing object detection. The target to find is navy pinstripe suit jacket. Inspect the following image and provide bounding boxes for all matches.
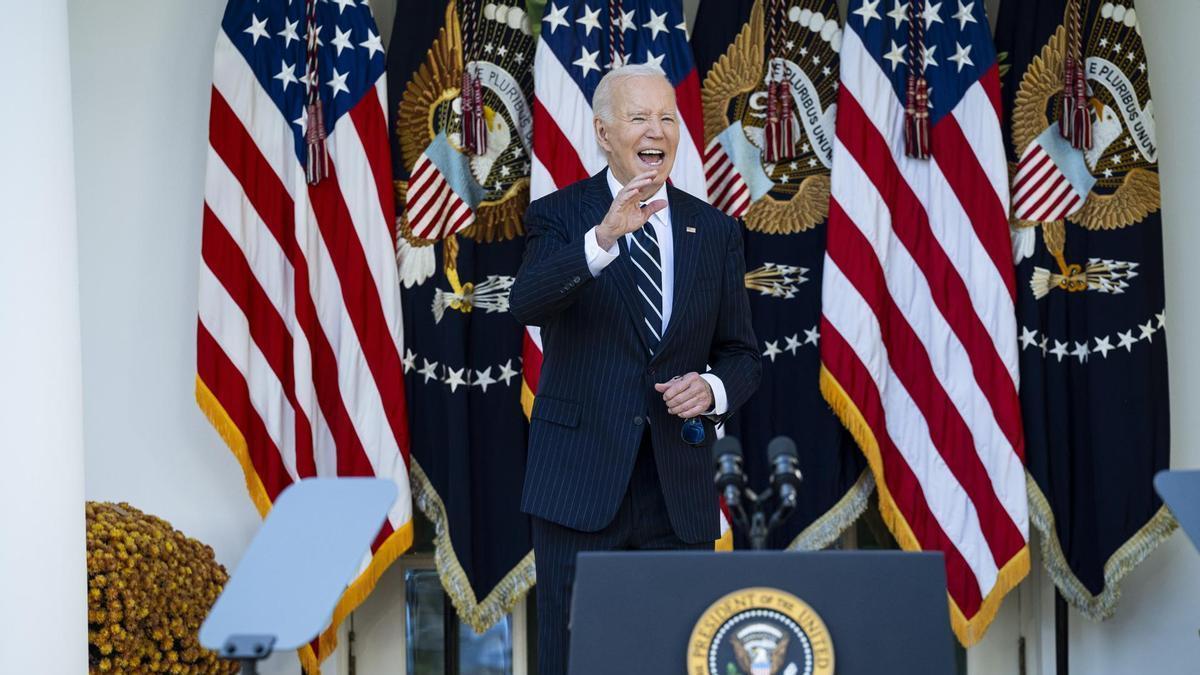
[510,169,761,543]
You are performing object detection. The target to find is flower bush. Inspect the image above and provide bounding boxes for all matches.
[86,502,238,674]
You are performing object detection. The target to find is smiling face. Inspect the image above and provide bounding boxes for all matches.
[594,75,679,198]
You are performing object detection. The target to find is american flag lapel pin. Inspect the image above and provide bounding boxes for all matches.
[686,226,696,233]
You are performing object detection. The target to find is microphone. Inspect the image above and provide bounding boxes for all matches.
[767,436,802,515]
[712,436,746,510]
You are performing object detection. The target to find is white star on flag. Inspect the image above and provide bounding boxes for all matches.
[576,5,602,36]
[331,26,354,56]
[644,50,666,72]
[573,46,600,77]
[644,9,669,40]
[884,40,906,71]
[274,60,299,91]
[620,9,637,32]
[445,367,467,393]
[327,67,350,96]
[953,1,978,29]
[1117,330,1137,352]
[277,18,300,48]
[332,0,356,14]
[888,1,910,28]
[359,29,383,59]
[544,2,569,34]
[948,42,973,72]
[763,340,782,362]
[854,0,882,27]
[1093,336,1114,358]
[419,358,440,383]
[923,44,938,70]
[498,359,519,386]
[474,367,497,392]
[1019,326,1038,350]
[923,1,944,28]
[245,14,270,45]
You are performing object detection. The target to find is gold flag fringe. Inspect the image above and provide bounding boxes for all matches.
[410,459,537,634]
[787,469,874,551]
[1027,475,1177,621]
[196,375,414,674]
[819,366,1030,647]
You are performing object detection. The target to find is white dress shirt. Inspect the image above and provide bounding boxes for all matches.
[580,169,729,416]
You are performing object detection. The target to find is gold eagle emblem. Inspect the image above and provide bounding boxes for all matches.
[701,0,838,235]
[1010,10,1160,295]
[394,1,533,247]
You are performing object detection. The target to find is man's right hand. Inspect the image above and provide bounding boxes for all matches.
[595,171,669,250]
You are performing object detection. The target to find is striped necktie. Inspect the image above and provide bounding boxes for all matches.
[628,221,664,352]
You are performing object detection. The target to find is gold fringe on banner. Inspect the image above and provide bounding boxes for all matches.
[1027,475,1177,621]
[787,469,874,552]
[410,459,536,633]
[196,375,414,674]
[819,366,1030,647]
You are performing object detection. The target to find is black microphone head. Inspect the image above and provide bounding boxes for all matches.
[712,435,743,462]
[766,436,798,462]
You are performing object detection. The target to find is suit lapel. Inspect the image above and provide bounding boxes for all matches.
[584,170,654,354]
[654,185,700,359]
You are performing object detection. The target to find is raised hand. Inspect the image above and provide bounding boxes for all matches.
[595,171,668,250]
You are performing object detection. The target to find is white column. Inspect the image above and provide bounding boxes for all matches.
[0,0,88,672]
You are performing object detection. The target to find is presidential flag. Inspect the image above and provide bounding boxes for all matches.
[389,0,537,632]
[525,1,732,546]
[821,0,1029,645]
[692,0,870,551]
[197,1,411,671]
[997,0,1174,620]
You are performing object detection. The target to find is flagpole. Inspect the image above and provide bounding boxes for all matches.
[1055,591,1069,673]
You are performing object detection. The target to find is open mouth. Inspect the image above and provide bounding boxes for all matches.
[637,149,665,167]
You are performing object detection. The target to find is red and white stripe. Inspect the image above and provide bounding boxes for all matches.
[704,137,750,218]
[406,152,475,240]
[198,29,412,668]
[1012,142,1086,222]
[820,26,1027,643]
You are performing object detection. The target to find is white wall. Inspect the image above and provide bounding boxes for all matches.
[0,0,88,672]
[67,1,1197,674]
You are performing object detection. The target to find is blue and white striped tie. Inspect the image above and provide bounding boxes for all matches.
[628,221,664,352]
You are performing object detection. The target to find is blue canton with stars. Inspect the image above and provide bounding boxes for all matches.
[540,0,696,103]
[848,0,996,126]
[221,0,387,164]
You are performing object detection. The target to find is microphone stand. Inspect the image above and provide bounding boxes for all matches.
[726,485,784,551]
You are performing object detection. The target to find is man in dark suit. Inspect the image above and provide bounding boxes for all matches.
[509,64,761,674]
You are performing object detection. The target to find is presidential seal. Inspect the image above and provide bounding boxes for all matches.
[1009,1,1159,299]
[688,587,834,675]
[700,0,840,234]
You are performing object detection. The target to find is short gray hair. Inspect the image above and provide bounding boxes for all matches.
[592,64,672,123]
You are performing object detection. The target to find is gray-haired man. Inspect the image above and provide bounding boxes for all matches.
[509,65,761,674]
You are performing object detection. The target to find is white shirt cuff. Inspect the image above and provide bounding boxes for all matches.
[584,226,620,277]
[700,373,728,416]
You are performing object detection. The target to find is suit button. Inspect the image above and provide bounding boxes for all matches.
[573,275,581,283]
[633,416,644,426]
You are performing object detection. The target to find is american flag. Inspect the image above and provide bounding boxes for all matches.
[196,1,411,671]
[525,0,729,546]
[820,0,1029,645]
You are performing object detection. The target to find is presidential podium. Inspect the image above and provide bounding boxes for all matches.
[568,550,956,675]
